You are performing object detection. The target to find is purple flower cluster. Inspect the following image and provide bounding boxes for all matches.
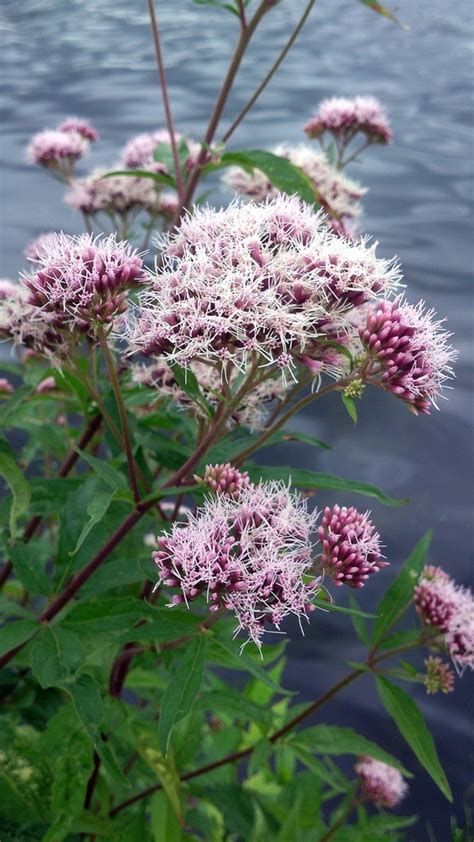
[355,756,408,808]
[305,96,392,145]
[152,480,320,646]
[359,298,456,414]
[414,565,474,674]
[202,463,250,498]
[22,232,146,332]
[27,117,98,180]
[318,504,387,588]
[127,196,400,378]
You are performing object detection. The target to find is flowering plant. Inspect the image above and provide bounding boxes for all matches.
[0,1,471,840]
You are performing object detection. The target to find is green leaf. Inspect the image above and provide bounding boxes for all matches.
[211,636,294,696]
[170,362,215,418]
[359,0,409,29]
[117,609,201,644]
[0,385,33,428]
[102,168,177,188]
[150,791,183,842]
[312,596,376,619]
[138,483,197,506]
[0,454,31,538]
[341,392,357,424]
[63,597,150,634]
[71,487,115,555]
[0,618,38,657]
[371,531,432,647]
[349,593,370,645]
[287,724,411,776]
[375,675,452,800]
[159,635,207,755]
[7,543,50,596]
[42,731,93,842]
[67,673,129,786]
[134,721,182,823]
[75,448,129,491]
[247,466,408,506]
[30,626,86,688]
[211,149,319,205]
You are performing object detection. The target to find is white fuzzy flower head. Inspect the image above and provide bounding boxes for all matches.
[0,283,72,363]
[21,232,146,333]
[27,129,89,180]
[120,129,180,169]
[224,144,365,235]
[355,757,408,808]
[127,196,400,379]
[152,481,320,647]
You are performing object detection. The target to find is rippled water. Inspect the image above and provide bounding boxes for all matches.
[1,0,473,836]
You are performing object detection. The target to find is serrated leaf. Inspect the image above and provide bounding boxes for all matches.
[75,448,128,491]
[375,675,452,800]
[211,636,294,696]
[30,626,86,688]
[159,635,207,755]
[71,487,115,555]
[247,466,408,506]
[0,618,38,657]
[7,543,50,596]
[63,597,150,633]
[372,531,432,647]
[287,724,411,775]
[117,609,201,644]
[0,454,31,538]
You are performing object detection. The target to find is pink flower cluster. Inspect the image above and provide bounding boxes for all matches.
[414,565,474,674]
[120,129,180,169]
[202,463,250,498]
[318,505,387,588]
[152,480,320,646]
[0,281,71,363]
[152,479,386,644]
[27,117,98,179]
[65,169,163,220]
[305,96,392,145]
[224,144,365,236]
[355,756,408,808]
[22,232,146,332]
[423,656,454,695]
[127,196,400,378]
[359,298,456,414]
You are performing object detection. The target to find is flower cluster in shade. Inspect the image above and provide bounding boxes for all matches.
[317,505,387,588]
[357,297,457,414]
[223,144,365,237]
[354,757,408,808]
[414,565,474,674]
[21,232,146,334]
[305,96,392,145]
[126,196,401,380]
[152,477,386,645]
[423,656,454,695]
[65,168,167,221]
[131,356,288,432]
[27,117,98,179]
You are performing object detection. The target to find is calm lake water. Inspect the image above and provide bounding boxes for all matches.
[1,0,473,836]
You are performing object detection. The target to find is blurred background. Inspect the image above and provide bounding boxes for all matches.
[1,0,473,836]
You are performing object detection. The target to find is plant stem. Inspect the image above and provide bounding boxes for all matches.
[146,0,185,202]
[233,377,351,466]
[0,396,232,668]
[221,0,317,145]
[109,636,424,816]
[98,329,141,503]
[320,796,360,842]
[0,414,102,589]
[172,1,270,225]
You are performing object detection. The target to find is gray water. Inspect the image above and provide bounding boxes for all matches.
[1,0,473,837]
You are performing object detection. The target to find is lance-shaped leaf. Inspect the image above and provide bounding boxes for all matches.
[210,635,295,696]
[371,531,432,647]
[159,634,207,755]
[102,168,177,188]
[170,362,215,418]
[359,0,409,29]
[376,675,452,801]
[247,465,408,506]
[0,454,31,538]
[287,724,411,775]
[30,625,86,689]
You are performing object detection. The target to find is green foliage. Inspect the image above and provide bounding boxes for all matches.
[376,675,452,801]
[0,453,31,538]
[159,635,207,755]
